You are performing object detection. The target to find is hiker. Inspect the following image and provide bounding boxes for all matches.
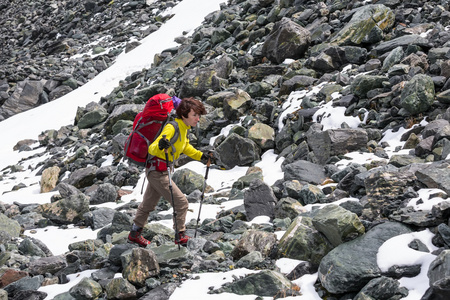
[128,97,214,247]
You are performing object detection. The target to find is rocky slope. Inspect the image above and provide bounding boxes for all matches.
[1,0,450,299]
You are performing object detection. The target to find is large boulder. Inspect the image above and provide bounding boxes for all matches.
[262,17,311,64]
[222,89,252,121]
[244,179,277,221]
[312,204,365,247]
[105,277,137,300]
[230,230,277,261]
[69,277,102,300]
[77,108,109,129]
[318,222,412,294]
[216,133,261,169]
[122,248,160,287]
[350,75,388,99]
[247,123,275,150]
[217,270,295,297]
[307,128,368,165]
[38,194,90,225]
[179,67,227,98]
[364,168,417,219]
[400,74,435,115]
[426,250,450,300]
[66,165,99,189]
[331,4,395,45]
[283,160,327,185]
[40,166,61,193]
[415,161,450,195]
[0,213,21,238]
[277,216,334,267]
[172,168,205,195]
[28,255,67,276]
[0,80,46,119]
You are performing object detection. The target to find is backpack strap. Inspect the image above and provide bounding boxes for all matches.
[145,120,180,172]
[167,120,180,162]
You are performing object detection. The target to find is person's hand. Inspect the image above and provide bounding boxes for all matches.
[158,138,171,150]
[201,150,216,164]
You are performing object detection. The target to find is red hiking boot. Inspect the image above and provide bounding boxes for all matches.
[128,229,151,247]
[175,231,190,246]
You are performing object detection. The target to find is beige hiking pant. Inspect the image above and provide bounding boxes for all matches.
[133,170,188,232]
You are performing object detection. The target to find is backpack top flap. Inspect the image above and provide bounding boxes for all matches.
[142,93,174,120]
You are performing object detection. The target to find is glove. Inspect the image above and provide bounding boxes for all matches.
[201,150,216,164]
[158,138,171,150]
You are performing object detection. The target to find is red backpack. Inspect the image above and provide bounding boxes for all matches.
[124,93,179,167]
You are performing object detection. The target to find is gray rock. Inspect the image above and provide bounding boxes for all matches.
[307,128,368,165]
[179,67,226,98]
[312,204,365,247]
[222,89,252,121]
[83,207,116,230]
[274,197,306,220]
[38,193,90,225]
[97,211,133,242]
[350,75,387,99]
[28,255,67,276]
[331,4,394,45]
[139,283,178,300]
[0,80,45,119]
[318,222,412,294]
[243,179,277,221]
[77,108,109,129]
[415,161,450,194]
[18,238,47,257]
[235,251,264,269]
[364,169,417,219]
[3,275,44,296]
[278,216,334,267]
[172,168,204,195]
[353,276,407,300]
[0,213,21,238]
[89,183,118,205]
[69,277,102,300]
[427,250,450,300]
[247,123,275,150]
[218,270,295,297]
[230,229,277,261]
[283,160,327,185]
[299,184,326,205]
[215,133,261,170]
[150,244,190,268]
[122,248,160,287]
[374,34,430,56]
[66,166,99,189]
[401,74,435,115]
[262,17,311,64]
[104,278,137,300]
[104,104,144,134]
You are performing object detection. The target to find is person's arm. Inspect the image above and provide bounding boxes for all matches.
[148,124,175,156]
[183,142,203,161]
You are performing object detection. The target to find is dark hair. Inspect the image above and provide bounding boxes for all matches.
[176,97,206,119]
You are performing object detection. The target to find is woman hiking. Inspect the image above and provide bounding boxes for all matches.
[128,97,212,247]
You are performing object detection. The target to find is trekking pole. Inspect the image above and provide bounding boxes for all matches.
[163,135,180,250]
[194,154,212,238]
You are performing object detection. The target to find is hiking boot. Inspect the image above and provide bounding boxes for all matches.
[175,231,190,246]
[128,229,151,247]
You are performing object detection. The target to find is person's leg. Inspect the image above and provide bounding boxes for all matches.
[129,171,161,247]
[133,171,161,228]
[150,171,188,233]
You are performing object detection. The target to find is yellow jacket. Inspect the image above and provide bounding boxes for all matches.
[148,118,203,162]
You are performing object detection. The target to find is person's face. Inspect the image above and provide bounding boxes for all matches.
[182,109,200,127]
